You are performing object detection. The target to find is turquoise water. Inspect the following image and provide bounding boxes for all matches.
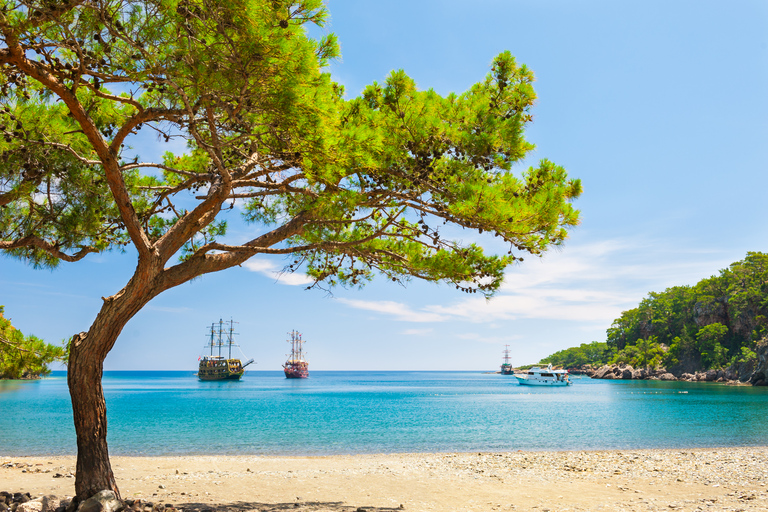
[1,371,767,456]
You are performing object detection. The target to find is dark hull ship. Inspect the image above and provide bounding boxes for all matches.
[198,319,254,381]
[500,344,513,375]
[283,330,308,379]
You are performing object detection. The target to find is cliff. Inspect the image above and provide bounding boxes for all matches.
[587,336,768,386]
[748,338,768,386]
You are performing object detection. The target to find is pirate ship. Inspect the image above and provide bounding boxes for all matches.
[283,330,308,379]
[500,344,513,375]
[198,319,254,381]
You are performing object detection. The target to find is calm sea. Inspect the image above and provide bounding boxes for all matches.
[1,371,767,456]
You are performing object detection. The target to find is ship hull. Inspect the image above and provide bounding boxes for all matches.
[198,358,245,381]
[283,362,309,379]
[198,370,244,381]
[514,375,570,386]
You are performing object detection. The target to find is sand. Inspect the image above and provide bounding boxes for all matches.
[2,448,768,511]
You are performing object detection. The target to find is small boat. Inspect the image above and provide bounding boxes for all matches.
[514,364,571,386]
[283,330,308,379]
[198,319,254,381]
[500,344,514,375]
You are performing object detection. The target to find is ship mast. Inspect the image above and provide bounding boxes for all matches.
[226,318,239,359]
[208,322,216,357]
[218,318,224,357]
[503,344,511,366]
[288,330,305,361]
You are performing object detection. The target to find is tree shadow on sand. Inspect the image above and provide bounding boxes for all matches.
[178,500,404,512]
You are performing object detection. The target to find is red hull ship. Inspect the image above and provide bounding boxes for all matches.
[283,330,308,379]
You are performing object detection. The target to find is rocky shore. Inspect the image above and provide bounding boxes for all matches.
[3,450,768,511]
[584,337,768,385]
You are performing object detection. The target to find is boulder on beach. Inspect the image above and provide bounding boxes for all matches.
[17,501,43,512]
[16,496,61,512]
[77,491,123,512]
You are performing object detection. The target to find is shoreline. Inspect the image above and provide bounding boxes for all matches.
[3,447,768,511]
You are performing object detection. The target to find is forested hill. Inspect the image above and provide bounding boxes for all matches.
[541,252,767,373]
[0,306,65,379]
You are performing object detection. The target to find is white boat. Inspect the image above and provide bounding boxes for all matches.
[514,364,571,386]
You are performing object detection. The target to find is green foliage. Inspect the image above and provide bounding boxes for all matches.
[0,0,581,298]
[610,336,664,368]
[695,323,729,369]
[539,341,615,368]
[0,306,65,379]
[542,252,768,372]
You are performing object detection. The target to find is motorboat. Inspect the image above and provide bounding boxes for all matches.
[514,364,571,386]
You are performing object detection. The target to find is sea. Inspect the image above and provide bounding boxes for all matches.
[1,371,767,456]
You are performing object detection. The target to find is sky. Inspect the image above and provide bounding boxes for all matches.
[2,0,767,371]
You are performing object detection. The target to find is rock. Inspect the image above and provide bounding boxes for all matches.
[39,496,60,512]
[15,497,59,512]
[680,373,695,381]
[659,373,677,381]
[705,369,718,382]
[14,495,31,505]
[748,337,768,386]
[77,491,123,512]
[593,365,613,379]
[16,502,41,512]
[621,367,634,379]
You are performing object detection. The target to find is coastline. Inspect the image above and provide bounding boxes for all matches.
[3,448,768,511]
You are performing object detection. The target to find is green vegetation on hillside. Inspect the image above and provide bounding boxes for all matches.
[540,252,768,371]
[540,341,614,368]
[0,306,65,379]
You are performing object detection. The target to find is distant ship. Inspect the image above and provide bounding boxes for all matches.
[198,319,254,381]
[500,344,513,375]
[283,330,308,379]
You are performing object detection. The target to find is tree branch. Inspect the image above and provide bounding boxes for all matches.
[0,235,97,262]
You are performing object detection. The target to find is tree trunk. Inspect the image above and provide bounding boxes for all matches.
[68,331,120,501]
[67,274,158,502]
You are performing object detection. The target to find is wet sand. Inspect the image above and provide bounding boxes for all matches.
[3,448,768,511]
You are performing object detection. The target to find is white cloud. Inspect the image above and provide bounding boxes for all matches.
[401,328,434,336]
[333,237,739,327]
[454,332,523,344]
[336,298,448,323]
[242,258,314,286]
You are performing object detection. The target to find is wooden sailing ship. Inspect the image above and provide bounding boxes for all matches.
[500,344,513,375]
[198,319,254,381]
[283,330,308,379]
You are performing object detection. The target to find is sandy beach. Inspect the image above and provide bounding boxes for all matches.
[2,448,767,512]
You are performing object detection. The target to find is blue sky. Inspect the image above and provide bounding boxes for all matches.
[2,0,767,371]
